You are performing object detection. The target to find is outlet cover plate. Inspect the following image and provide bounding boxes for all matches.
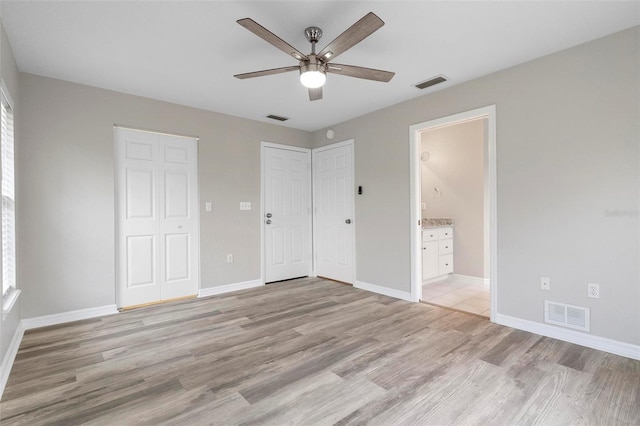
[588,283,600,298]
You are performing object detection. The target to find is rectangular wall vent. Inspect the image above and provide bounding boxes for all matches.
[414,75,448,90]
[267,114,289,122]
[544,301,590,332]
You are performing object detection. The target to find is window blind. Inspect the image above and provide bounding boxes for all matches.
[1,93,16,299]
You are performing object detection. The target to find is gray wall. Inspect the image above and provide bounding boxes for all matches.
[0,19,21,366]
[421,119,485,279]
[18,73,311,318]
[312,27,640,345]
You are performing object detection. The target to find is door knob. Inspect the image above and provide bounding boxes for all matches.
[266,213,272,218]
[345,219,351,224]
[266,219,272,225]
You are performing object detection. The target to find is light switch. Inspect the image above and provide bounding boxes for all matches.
[205,202,212,212]
[240,202,251,211]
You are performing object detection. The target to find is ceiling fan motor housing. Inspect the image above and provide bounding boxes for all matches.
[300,55,326,72]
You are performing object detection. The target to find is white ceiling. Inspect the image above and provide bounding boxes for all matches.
[2,1,639,131]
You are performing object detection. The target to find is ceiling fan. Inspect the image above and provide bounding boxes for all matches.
[234,12,395,101]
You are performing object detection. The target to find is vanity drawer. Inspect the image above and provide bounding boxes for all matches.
[439,254,454,275]
[437,227,453,239]
[422,229,438,242]
[438,239,453,254]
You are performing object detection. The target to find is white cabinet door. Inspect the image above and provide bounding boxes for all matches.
[313,141,355,284]
[422,241,439,280]
[439,253,454,275]
[263,145,311,283]
[116,128,199,308]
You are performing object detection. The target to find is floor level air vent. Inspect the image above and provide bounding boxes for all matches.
[414,75,448,90]
[544,301,590,332]
[267,114,289,122]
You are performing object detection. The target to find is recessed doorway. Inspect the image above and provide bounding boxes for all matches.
[409,105,497,319]
[420,119,489,316]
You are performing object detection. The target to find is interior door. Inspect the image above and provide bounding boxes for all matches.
[313,141,355,283]
[115,128,199,307]
[263,144,311,283]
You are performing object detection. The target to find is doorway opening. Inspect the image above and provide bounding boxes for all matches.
[409,106,497,319]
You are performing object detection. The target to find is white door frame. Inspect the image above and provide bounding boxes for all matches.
[260,142,313,284]
[409,105,497,319]
[312,139,356,283]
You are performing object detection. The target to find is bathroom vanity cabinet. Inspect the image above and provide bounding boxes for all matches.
[422,226,453,281]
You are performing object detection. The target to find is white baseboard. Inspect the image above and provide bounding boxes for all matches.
[198,279,263,298]
[495,313,640,361]
[355,281,413,302]
[452,274,490,286]
[422,274,452,285]
[21,304,119,330]
[0,321,25,399]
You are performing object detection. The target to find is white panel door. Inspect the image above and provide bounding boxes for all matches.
[263,145,311,283]
[313,141,355,284]
[116,128,199,307]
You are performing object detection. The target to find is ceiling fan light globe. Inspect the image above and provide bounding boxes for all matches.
[300,70,326,88]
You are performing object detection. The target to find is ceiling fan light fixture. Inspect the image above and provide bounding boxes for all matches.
[300,63,326,88]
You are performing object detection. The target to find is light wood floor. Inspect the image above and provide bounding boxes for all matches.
[1,278,638,425]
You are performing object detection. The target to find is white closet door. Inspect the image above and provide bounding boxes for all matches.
[263,145,311,283]
[116,128,199,308]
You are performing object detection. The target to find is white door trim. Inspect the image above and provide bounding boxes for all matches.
[260,142,313,284]
[409,105,497,320]
[312,139,356,284]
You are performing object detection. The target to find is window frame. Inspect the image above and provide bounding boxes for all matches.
[1,79,20,317]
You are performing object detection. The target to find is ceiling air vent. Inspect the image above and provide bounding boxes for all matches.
[414,75,448,90]
[544,300,590,332]
[267,114,289,122]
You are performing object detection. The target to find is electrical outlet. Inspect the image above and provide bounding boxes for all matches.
[421,202,426,210]
[240,202,251,211]
[227,254,233,263]
[588,283,600,298]
[540,277,550,291]
[205,202,212,212]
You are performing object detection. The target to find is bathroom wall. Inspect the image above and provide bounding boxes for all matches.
[421,119,485,279]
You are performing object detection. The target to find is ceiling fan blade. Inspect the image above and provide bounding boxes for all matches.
[327,63,395,82]
[317,12,384,62]
[237,18,308,62]
[234,66,300,79]
[309,87,323,101]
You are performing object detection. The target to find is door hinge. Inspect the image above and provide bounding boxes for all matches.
[418,219,421,226]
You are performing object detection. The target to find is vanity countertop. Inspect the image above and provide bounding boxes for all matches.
[422,218,453,229]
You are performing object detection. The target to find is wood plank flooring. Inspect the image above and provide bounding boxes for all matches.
[1,277,639,425]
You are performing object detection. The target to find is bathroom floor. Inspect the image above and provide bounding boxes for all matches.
[422,277,490,317]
